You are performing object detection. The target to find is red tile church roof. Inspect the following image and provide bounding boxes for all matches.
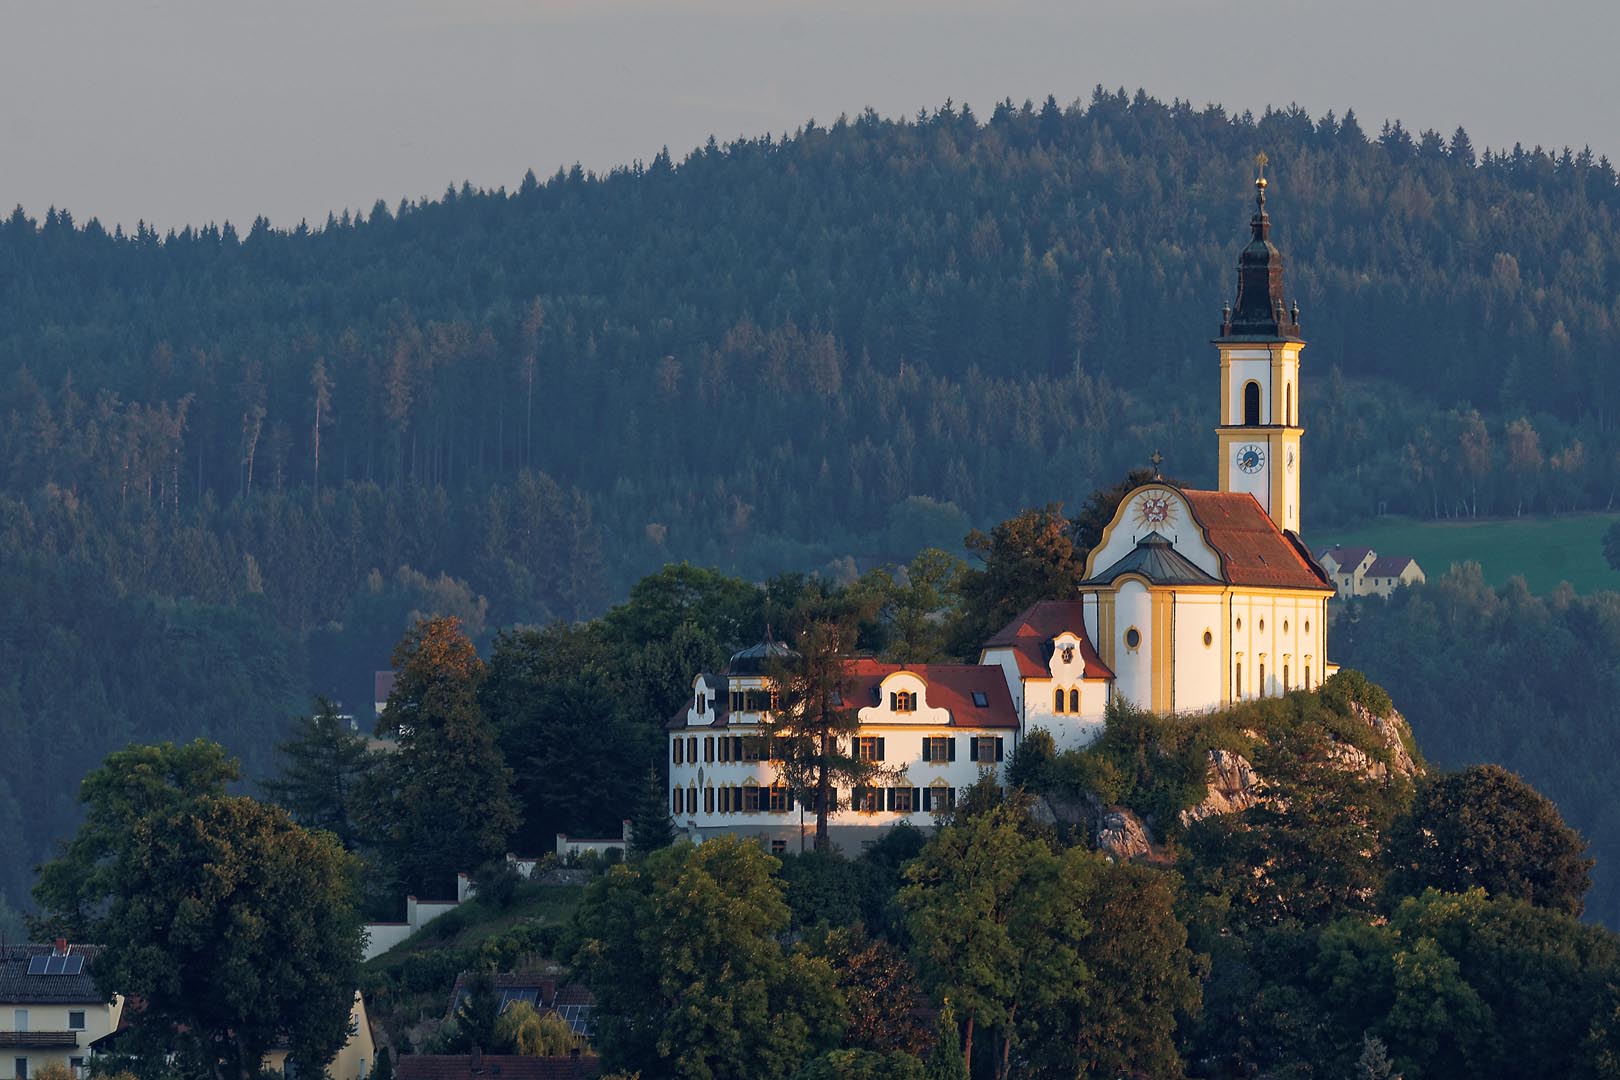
[843,660,1020,729]
[980,600,1114,680]
[1180,491,1334,591]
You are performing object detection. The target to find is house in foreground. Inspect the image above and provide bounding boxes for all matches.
[0,942,121,1080]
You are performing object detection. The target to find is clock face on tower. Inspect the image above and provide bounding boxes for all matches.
[1236,444,1267,474]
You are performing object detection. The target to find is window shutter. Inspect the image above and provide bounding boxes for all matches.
[996,738,1005,762]
[921,739,931,763]
[886,787,895,811]
[733,736,743,761]
[912,787,922,812]
[734,786,743,811]
[948,737,957,762]
[969,738,979,762]
[877,737,886,761]
[948,788,958,809]
[922,787,932,812]
[786,789,795,811]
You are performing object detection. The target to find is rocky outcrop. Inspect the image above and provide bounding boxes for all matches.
[1179,748,1262,826]
[1350,702,1420,779]
[1095,807,1154,860]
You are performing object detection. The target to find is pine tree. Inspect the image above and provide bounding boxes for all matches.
[629,766,675,859]
[923,999,968,1080]
[264,697,372,849]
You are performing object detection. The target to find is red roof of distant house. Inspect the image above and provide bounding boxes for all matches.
[841,659,1019,729]
[395,1055,600,1080]
[981,600,1113,680]
[1365,554,1418,577]
[374,670,396,703]
[1180,491,1334,591]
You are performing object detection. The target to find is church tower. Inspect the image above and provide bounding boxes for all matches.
[1215,157,1305,533]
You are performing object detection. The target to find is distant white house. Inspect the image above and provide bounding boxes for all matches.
[1316,545,1426,598]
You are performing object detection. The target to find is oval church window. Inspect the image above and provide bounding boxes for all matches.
[1124,627,1141,650]
[1203,629,1214,647]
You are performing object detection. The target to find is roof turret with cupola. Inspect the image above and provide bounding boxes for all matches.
[1219,154,1303,342]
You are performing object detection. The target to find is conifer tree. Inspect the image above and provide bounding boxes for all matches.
[923,1000,968,1080]
[264,696,372,849]
[628,765,675,859]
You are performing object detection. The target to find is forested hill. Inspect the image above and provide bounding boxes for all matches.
[5,88,1620,923]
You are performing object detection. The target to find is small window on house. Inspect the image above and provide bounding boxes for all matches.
[695,694,706,715]
[854,787,882,813]
[742,738,764,762]
[743,786,762,812]
[769,786,789,812]
[704,737,714,763]
[970,736,1003,763]
[891,690,917,712]
[1069,688,1080,713]
[770,839,788,855]
[1124,627,1141,650]
[1054,688,1066,713]
[923,736,955,762]
[892,786,915,813]
[1203,629,1213,647]
[673,739,684,765]
[688,736,697,761]
[17,1058,28,1080]
[704,787,715,814]
[971,691,989,707]
[855,736,884,762]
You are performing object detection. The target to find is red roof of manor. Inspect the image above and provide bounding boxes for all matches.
[1179,491,1334,591]
[980,600,1113,680]
[842,660,1020,729]
[396,1056,600,1080]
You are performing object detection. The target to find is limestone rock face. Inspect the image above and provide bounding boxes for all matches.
[1179,748,1262,827]
[1351,702,1421,779]
[1096,807,1153,860]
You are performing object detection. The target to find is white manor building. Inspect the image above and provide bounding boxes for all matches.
[667,169,1338,849]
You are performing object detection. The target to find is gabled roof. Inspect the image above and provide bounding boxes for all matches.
[1082,531,1224,588]
[1366,554,1419,577]
[396,1056,600,1080]
[843,660,1020,729]
[981,600,1113,680]
[1317,545,1374,571]
[374,670,396,702]
[0,944,107,1005]
[1179,491,1334,591]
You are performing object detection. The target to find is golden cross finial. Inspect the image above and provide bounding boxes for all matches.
[1150,449,1164,479]
[1255,151,1268,176]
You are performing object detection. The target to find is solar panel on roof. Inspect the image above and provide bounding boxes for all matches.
[45,954,67,975]
[27,955,48,975]
[64,955,85,975]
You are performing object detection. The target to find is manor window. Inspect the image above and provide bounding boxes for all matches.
[704,787,714,814]
[855,736,885,762]
[672,788,683,814]
[704,737,714,763]
[673,739,683,765]
[742,737,765,762]
[890,690,917,712]
[923,736,955,763]
[688,736,697,762]
[769,786,790,812]
[891,786,915,813]
[770,839,788,855]
[853,787,882,813]
[969,736,1004,762]
[743,785,761,812]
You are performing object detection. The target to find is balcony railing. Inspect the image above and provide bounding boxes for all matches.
[0,1030,81,1048]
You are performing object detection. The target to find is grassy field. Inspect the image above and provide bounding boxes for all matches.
[1312,513,1620,595]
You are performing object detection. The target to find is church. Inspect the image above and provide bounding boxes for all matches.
[666,168,1337,847]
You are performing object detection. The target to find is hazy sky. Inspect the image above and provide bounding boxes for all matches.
[3,0,1616,230]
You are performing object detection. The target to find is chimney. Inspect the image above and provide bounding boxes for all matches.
[469,1046,482,1073]
[54,938,68,956]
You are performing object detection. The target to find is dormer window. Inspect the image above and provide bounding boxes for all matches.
[890,690,917,712]
[695,694,706,716]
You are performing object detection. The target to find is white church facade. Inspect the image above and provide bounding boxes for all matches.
[667,168,1337,847]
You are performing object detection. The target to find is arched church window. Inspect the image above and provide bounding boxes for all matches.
[1069,688,1080,713]
[1285,383,1293,426]
[1054,688,1065,713]
[1243,381,1261,425]
[1259,663,1266,697]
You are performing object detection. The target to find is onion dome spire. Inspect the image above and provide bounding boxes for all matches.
[1219,152,1303,341]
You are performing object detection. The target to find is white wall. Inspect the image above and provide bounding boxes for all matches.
[1171,593,1225,712]
[1085,487,1221,579]
[1228,591,1328,700]
[1113,580,1153,708]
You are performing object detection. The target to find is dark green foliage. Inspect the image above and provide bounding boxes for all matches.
[628,766,676,860]
[922,1000,967,1080]
[263,697,374,848]
[1604,520,1620,572]
[367,617,519,897]
[1337,563,1620,925]
[570,837,842,1080]
[33,742,363,1080]
[1386,764,1592,915]
[371,1048,393,1080]
[949,506,1086,656]
[794,1050,925,1080]
[437,972,501,1054]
